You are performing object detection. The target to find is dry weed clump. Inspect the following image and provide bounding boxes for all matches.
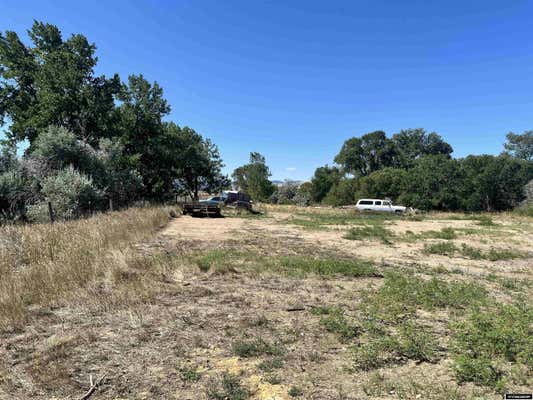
[0,206,172,331]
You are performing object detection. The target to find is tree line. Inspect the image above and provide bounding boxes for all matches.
[2,22,532,222]
[241,129,532,212]
[0,21,228,222]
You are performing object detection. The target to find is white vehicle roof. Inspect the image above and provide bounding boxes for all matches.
[357,199,390,202]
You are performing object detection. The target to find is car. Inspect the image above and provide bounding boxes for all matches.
[198,196,225,206]
[355,198,407,213]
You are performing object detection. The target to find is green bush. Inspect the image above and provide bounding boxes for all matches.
[0,171,29,221]
[32,125,98,173]
[28,167,103,222]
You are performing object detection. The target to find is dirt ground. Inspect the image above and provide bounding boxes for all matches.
[1,207,531,399]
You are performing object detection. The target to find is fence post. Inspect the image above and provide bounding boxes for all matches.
[47,201,55,223]
[109,198,113,212]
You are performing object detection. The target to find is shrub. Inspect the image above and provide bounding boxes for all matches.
[0,171,29,221]
[232,338,284,358]
[31,125,98,173]
[207,373,249,400]
[29,167,104,222]
[288,386,304,397]
[423,241,458,256]
[344,225,393,243]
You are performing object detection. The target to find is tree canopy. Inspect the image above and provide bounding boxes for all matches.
[0,21,229,221]
[232,152,275,201]
[503,131,533,161]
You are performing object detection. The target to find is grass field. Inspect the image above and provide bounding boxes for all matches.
[0,205,531,399]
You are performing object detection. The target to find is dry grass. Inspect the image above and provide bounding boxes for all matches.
[0,205,531,399]
[0,206,173,331]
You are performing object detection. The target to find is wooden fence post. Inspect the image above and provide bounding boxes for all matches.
[48,201,55,223]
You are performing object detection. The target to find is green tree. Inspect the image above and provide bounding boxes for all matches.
[334,131,397,176]
[232,152,274,201]
[270,180,300,204]
[322,178,358,206]
[399,155,463,210]
[392,128,453,168]
[173,125,229,200]
[357,167,408,201]
[294,181,312,206]
[0,21,120,145]
[459,155,533,211]
[503,131,533,161]
[115,74,172,198]
[310,165,342,203]
[96,138,143,208]
[0,140,17,174]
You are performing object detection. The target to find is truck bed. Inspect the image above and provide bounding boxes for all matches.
[182,203,221,217]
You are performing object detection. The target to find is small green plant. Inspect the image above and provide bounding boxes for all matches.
[397,321,438,362]
[232,338,284,358]
[179,365,202,382]
[475,215,497,226]
[451,301,532,391]
[319,309,359,341]
[353,320,437,370]
[195,249,238,272]
[257,357,284,372]
[361,272,487,321]
[459,244,526,261]
[353,334,400,370]
[310,305,342,315]
[207,373,249,400]
[343,225,393,243]
[288,386,304,397]
[423,241,458,256]
[434,227,457,239]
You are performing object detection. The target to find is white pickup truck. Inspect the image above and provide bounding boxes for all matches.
[355,198,407,213]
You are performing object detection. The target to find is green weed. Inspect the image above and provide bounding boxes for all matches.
[232,338,284,358]
[343,225,393,243]
[423,242,458,256]
[451,300,533,391]
[207,373,249,400]
[194,251,379,278]
[288,386,304,397]
[257,357,284,372]
[318,309,359,341]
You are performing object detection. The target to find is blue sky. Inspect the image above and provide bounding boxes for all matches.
[1,0,532,180]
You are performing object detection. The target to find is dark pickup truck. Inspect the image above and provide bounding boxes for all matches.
[182,191,252,217]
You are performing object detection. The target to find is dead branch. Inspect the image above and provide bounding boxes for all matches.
[79,373,106,400]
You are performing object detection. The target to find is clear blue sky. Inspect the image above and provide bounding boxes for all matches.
[1,0,532,180]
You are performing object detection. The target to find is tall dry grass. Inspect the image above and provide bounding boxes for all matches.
[0,206,172,331]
